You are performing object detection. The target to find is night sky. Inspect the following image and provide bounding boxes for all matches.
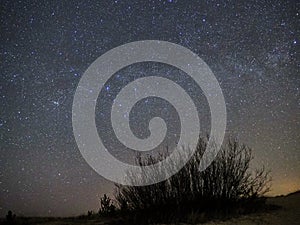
[1,0,299,217]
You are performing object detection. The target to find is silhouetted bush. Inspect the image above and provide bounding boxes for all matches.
[87,210,93,217]
[114,137,271,224]
[99,194,116,216]
[5,210,16,225]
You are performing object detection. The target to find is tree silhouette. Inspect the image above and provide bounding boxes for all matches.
[113,137,270,224]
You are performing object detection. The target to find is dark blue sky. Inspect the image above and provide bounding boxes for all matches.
[1,0,299,216]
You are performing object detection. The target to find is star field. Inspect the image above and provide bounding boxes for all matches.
[0,0,299,216]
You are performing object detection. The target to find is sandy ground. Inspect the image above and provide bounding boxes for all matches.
[198,192,300,225]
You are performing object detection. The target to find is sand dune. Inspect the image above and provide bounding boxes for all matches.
[198,191,300,225]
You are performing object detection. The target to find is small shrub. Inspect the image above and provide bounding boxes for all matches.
[5,210,16,225]
[87,210,93,217]
[99,194,116,216]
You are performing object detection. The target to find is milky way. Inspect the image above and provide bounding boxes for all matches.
[1,0,299,216]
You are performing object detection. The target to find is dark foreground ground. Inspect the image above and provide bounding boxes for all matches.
[1,191,299,225]
[197,191,300,225]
